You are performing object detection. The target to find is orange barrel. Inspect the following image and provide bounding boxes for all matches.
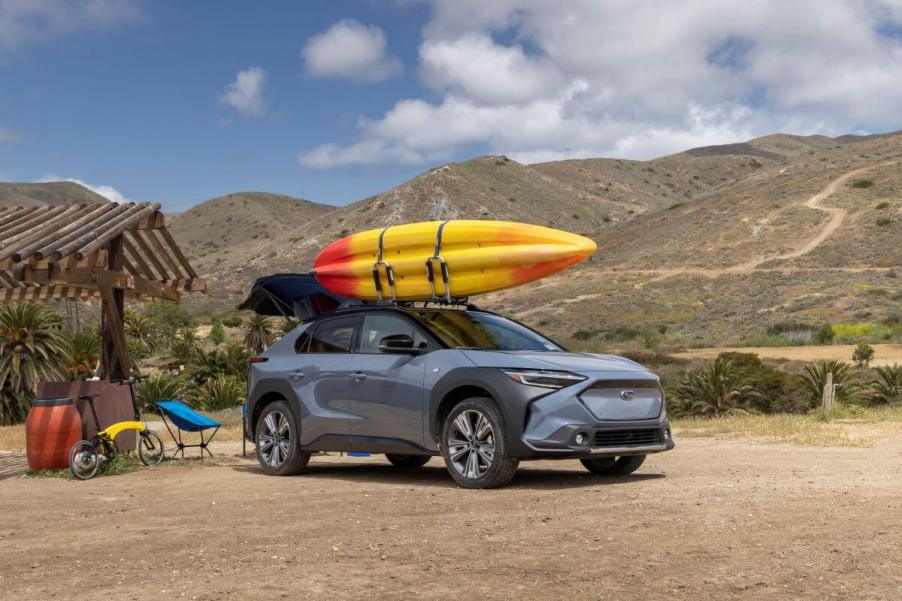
[25,397,82,471]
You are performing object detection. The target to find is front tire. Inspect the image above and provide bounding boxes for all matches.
[440,397,519,489]
[138,430,165,467]
[255,401,310,476]
[385,454,431,468]
[580,454,646,476]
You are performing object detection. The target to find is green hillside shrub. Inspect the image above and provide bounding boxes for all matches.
[852,343,875,368]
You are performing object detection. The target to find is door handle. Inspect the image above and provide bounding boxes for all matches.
[289,370,305,381]
[351,371,367,381]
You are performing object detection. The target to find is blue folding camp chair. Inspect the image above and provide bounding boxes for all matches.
[155,401,222,459]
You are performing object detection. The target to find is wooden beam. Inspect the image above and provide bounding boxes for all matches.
[121,235,155,279]
[99,284,131,380]
[130,229,171,280]
[144,229,184,278]
[158,227,199,278]
[63,268,179,301]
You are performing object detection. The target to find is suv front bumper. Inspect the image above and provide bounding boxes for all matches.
[523,420,674,458]
[514,371,675,459]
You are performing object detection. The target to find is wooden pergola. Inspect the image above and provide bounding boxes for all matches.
[0,202,205,379]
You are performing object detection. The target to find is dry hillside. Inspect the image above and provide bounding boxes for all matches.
[167,192,334,261]
[2,131,899,347]
[186,155,634,305]
[0,181,109,206]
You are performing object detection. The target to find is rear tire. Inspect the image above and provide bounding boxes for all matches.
[69,440,100,480]
[440,397,519,489]
[385,454,431,468]
[255,401,310,476]
[580,454,646,476]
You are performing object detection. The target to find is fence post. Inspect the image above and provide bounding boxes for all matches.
[822,372,834,414]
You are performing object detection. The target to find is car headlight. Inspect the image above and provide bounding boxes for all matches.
[502,369,586,389]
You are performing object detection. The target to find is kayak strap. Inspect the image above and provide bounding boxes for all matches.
[372,226,396,301]
[425,220,452,303]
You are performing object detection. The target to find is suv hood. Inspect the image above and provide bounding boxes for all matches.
[459,350,649,373]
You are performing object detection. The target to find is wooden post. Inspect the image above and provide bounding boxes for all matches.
[99,235,131,380]
[822,371,834,415]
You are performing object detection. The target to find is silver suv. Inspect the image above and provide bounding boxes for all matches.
[245,305,674,489]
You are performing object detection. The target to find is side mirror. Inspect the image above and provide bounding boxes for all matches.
[378,334,421,354]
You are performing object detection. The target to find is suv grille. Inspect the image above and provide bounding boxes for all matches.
[593,429,659,447]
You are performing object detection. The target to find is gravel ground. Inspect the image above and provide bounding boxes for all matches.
[2,436,901,600]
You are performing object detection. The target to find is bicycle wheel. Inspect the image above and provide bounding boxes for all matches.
[138,430,165,467]
[69,440,100,480]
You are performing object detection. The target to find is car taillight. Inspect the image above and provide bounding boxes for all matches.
[248,357,268,363]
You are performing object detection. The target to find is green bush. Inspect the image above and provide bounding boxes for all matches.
[185,342,249,387]
[208,319,225,346]
[196,375,245,411]
[243,314,274,354]
[0,303,69,425]
[799,360,861,407]
[716,352,803,413]
[135,373,188,413]
[876,217,893,227]
[65,327,100,380]
[221,315,242,328]
[852,343,875,368]
[126,302,196,355]
[871,364,902,405]
[875,201,890,209]
[812,323,835,345]
[851,179,874,189]
[668,357,760,417]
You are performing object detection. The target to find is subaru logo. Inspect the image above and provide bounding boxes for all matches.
[620,390,635,401]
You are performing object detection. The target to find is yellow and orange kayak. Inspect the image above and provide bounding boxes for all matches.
[313,220,596,301]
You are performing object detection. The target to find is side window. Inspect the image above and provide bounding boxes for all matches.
[308,317,358,353]
[360,314,428,353]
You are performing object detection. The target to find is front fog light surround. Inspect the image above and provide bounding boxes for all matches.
[575,432,588,446]
[502,369,587,389]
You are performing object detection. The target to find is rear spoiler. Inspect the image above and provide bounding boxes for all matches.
[238,273,351,321]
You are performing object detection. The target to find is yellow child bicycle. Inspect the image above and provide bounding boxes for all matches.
[69,377,165,480]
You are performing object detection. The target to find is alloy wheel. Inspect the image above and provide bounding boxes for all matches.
[447,409,495,479]
[258,410,291,469]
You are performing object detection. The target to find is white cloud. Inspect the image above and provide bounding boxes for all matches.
[37,175,132,204]
[0,0,144,51]
[299,0,902,168]
[220,67,268,117]
[419,34,562,105]
[302,19,402,82]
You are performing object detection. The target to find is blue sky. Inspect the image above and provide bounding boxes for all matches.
[2,1,902,210]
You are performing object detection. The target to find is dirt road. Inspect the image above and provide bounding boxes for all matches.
[2,436,902,600]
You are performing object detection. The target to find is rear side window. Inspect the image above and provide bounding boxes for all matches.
[307,316,358,353]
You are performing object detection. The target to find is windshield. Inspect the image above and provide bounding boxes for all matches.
[411,310,563,352]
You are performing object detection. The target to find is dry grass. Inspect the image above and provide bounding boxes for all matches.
[0,424,26,450]
[672,405,902,447]
[675,344,902,367]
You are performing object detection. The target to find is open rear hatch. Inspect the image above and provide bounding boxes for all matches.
[238,273,350,321]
